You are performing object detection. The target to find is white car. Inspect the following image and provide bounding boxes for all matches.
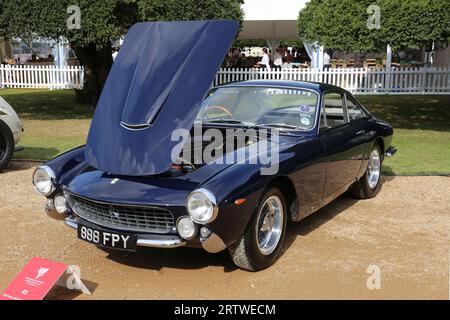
[0,96,22,171]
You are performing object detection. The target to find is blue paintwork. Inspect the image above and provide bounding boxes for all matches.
[85,20,239,176]
[43,81,394,248]
[39,19,394,250]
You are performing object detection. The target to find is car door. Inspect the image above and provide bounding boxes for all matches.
[319,91,366,198]
[345,94,374,178]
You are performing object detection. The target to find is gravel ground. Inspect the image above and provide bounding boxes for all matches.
[0,162,449,300]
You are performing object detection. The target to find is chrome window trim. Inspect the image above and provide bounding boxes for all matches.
[317,89,350,134]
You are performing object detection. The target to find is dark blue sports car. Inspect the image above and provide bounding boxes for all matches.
[32,20,396,271]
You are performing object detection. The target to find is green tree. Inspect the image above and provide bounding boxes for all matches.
[298,0,450,53]
[0,0,243,106]
[139,0,244,25]
[378,0,450,51]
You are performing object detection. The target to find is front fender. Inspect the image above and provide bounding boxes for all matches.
[43,145,89,195]
[200,152,293,246]
[0,97,22,144]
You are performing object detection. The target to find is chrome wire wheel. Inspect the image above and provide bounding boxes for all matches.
[367,148,381,190]
[255,195,284,256]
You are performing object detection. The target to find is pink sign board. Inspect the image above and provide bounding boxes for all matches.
[1,257,90,300]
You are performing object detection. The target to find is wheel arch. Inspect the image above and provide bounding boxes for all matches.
[265,175,298,221]
[0,118,12,132]
[375,137,384,154]
[0,118,14,142]
[0,119,15,170]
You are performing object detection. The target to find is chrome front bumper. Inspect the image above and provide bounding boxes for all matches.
[64,216,187,249]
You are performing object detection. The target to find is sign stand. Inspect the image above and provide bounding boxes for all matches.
[0,257,91,300]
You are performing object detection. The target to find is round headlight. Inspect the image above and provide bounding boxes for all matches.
[32,166,56,196]
[54,195,68,214]
[177,217,197,240]
[186,189,218,224]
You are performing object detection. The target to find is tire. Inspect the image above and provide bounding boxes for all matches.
[228,187,287,271]
[0,120,14,172]
[350,143,383,199]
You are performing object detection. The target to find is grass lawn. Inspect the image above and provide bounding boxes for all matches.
[1,89,92,160]
[1,88,449,175]
[357,95,450,175]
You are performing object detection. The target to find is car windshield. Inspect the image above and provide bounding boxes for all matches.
[197,86,319,131]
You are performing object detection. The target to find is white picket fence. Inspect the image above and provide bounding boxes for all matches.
[0,64,84,89]
[214,67,450,94]
[1,64,449,94]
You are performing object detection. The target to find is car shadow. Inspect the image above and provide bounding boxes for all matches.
[2,160,41,172]
[44,279,99,300]
[104,175,395,273]
[281,175,395,255]
[382,164,396,176]
[103,246,238,273]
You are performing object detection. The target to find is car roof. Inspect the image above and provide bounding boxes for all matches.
[217,80,347,93]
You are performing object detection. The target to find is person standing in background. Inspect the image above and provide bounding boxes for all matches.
[285,50,294,64]
[273,48,282,70]
[257,48,271,71]
[323,50,332,83]
[323,50,331,70]
[112,47,119,61]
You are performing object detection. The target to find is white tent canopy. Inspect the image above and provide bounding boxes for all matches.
[239,0,324,69]
[239,20,299,40]
[240,0,307,39]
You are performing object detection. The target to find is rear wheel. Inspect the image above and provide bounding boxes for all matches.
[350,144,382,199]
[0,121,14,172]
[228,187,287,271]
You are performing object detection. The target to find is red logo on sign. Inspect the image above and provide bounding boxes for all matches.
[0,257,68,300]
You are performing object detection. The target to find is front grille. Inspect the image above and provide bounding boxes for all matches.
[66,193,175,233]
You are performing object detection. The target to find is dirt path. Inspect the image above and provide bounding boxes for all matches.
[0,162,449,299]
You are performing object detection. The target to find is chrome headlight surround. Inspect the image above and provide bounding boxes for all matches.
[32,165,56,196]
[54,194,69,214]
[186,188,218,224]
[176,216,197,240]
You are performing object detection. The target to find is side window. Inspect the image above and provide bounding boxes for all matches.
[347,96,367,120]
[321,92,346,129]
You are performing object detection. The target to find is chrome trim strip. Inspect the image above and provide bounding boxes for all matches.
[120,121,151,131]
[63,217,186,248]
[65,216,78,229]
[137,238,186,248]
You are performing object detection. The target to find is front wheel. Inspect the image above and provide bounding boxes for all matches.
[228,187,287,271]
[0,121,14,172]
[350,144,382,199]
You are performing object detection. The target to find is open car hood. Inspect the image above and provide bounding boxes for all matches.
[85,20,239,176]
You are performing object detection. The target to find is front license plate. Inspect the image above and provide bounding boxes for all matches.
[77,224,137,252]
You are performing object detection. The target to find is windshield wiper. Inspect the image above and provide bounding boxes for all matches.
[206,118,246,125]
[253,123,299,130]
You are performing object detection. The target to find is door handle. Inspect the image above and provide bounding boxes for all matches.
[355,129,366,136]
